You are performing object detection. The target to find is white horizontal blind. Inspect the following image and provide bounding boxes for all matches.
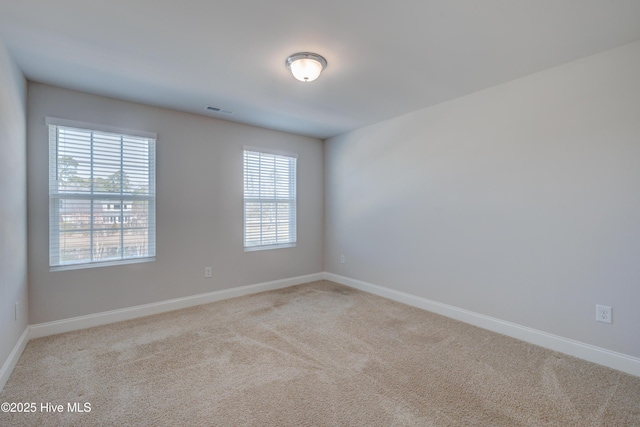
[244,149,297,250]
[49,121,156,268]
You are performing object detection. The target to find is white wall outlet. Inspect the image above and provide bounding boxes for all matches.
[15,302,18,321]
[340,254,345,264]
[596,304,612,324]
[205,267,212,278]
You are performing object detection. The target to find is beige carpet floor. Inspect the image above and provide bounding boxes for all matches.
[1,280,639,426]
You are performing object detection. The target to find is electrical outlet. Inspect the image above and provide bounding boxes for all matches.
[15,302,18,322]
[205,267,212,278]
[596,305,612,324]
[340,254,345,264]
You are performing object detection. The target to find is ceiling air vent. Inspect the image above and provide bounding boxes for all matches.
[205,105,234,115]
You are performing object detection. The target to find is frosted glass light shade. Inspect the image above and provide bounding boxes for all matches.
[286,53,327,82]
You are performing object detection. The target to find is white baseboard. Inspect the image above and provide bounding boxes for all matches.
[6,270,637,394]
[29,272,324,340]
[0,327,30,392]
[324,272,640,378]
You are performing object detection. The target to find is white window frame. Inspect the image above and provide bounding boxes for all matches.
[47,117,156,270]
[243,147,297,251]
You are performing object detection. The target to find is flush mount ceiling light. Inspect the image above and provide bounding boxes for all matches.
[285,52,327,82]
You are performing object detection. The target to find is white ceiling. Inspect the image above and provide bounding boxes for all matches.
[1,1,640,139]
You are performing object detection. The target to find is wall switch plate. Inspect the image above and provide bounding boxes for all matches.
[340,254,345,264]
[15,302,18,321]
[596,305,612,324]
[205,267,212,278]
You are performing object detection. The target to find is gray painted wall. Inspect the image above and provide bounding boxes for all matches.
[27,83,324,324]
[0,37,28,368]
[325,41,640,358]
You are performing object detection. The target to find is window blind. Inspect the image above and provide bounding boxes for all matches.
[244,148,297,250]
[48,119,156,269]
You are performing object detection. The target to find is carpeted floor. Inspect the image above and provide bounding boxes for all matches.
[1,280,639,426]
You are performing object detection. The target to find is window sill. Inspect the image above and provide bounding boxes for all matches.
[50,256,155,272]
[244,243,296,252]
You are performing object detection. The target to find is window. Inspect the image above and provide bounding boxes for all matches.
[48,118,156,270]
[244,148,297,250]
